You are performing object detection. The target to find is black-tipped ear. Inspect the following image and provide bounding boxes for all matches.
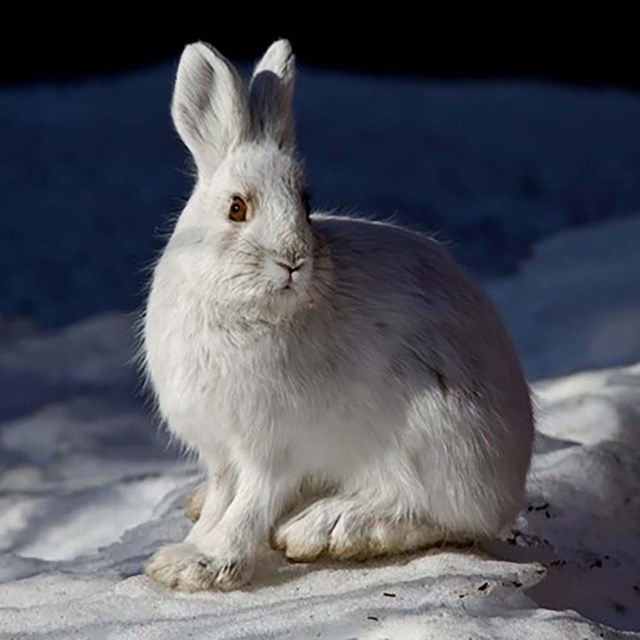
[172,42,249,176]
[249,39,296,150]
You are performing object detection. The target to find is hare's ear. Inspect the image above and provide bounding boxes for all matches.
[249,39,296,150]
[172,42,249,176]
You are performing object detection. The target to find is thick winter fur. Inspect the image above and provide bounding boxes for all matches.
[142,40,534,591]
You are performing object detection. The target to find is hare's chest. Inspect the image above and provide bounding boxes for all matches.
[143,291,223,436]
[144,293,296,446]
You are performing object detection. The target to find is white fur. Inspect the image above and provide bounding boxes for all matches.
[142,40,534,591]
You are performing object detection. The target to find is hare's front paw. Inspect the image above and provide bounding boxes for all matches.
[144,542,252,591]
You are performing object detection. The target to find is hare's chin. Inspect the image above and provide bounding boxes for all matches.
[273,284,306,301]
[271,282,315,308]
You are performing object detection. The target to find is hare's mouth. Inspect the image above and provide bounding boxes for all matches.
[280,274,303,291]
[278,280,303,295]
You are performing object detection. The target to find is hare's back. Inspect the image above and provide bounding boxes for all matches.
[314,214,528,406]
[314,214,479,318]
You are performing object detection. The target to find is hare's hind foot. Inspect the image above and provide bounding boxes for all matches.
[185,483,207,523]
[272,496,446,562]
[185,468,233,524]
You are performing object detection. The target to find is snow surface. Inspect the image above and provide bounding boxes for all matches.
[2,64,640,325]
[1,214,640,638]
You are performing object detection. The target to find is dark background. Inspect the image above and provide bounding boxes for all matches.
[2,23,637,90]
[2,19,639,327]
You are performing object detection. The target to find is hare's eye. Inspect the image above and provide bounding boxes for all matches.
[229,196,248,222]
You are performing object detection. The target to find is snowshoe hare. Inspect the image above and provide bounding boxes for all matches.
[142,40,534,591]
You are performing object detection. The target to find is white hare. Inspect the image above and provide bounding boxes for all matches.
[142,40,534,591]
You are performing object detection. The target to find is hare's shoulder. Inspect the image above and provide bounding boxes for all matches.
[314,214,468,304]
[313,214,455,272]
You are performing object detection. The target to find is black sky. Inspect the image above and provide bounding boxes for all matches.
[2,18,637,90]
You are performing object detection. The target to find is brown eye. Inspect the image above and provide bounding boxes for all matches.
[229,196,248,222]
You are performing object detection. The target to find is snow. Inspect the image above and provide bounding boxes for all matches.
[1,210,640,638]
[488,215,640,379]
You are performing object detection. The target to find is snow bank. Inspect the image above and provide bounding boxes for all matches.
[488,214,640,379]
[1,215,640,637]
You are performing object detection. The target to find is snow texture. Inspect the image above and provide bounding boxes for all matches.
[2,64,640,325]
[1,213,640,638]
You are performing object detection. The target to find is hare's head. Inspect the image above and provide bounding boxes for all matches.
[168,40,330,319]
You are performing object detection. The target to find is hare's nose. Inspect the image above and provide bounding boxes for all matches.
[275,259,304,274]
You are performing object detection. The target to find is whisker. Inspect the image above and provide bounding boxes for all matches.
[225,270,256,281]
[243,237,264,255]
[234,250,259,261]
